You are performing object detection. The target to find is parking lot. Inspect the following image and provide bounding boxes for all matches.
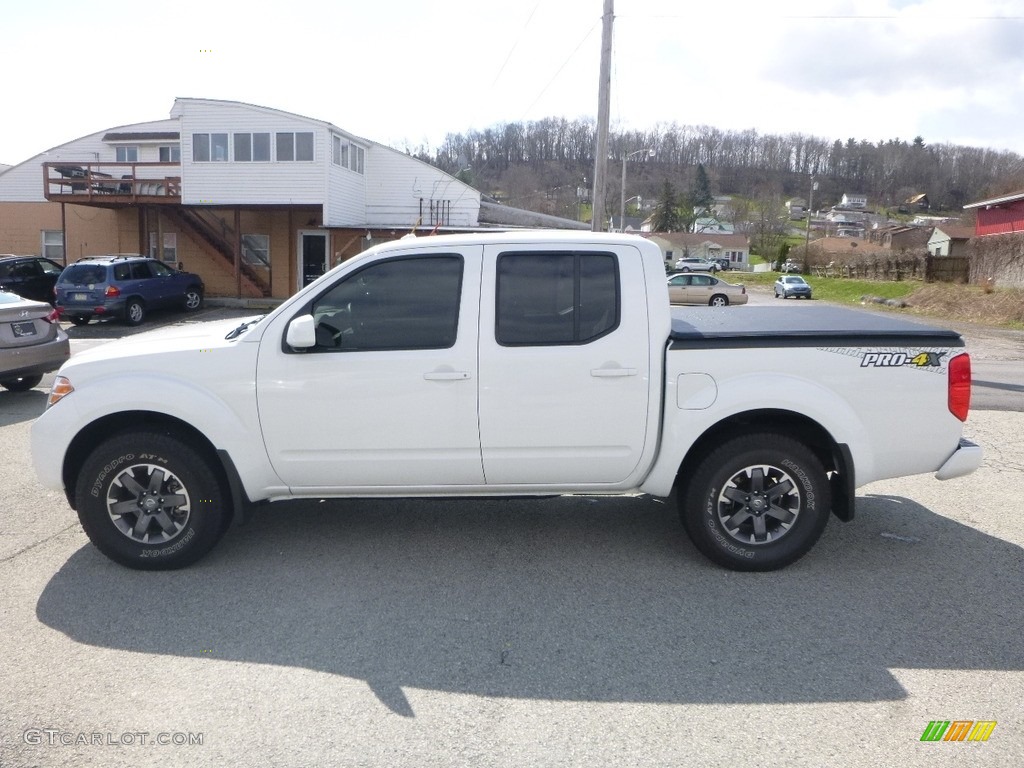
[1,299,1022,767]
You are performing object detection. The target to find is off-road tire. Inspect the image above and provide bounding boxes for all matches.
[74,431,229,570]
[679,433,831,571]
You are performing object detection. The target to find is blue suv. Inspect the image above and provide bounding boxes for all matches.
[55,255,204,326]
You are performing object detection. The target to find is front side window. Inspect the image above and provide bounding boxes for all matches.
[307,256,463,352]
[496,252,619,346]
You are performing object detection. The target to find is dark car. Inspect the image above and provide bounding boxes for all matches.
[55,255,204,326]
[0,255,65,304]
[0,290,70,391]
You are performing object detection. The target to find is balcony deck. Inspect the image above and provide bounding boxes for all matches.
[44,162,181,206]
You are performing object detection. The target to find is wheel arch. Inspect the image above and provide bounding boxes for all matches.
[673,409,855,522]
[61,411,246,521]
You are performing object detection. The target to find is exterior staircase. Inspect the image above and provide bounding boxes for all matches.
[164,207,272,297]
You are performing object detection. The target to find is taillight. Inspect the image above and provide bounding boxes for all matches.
[105,285,121,297]
[948,353,971,422]
[43,308,61,324]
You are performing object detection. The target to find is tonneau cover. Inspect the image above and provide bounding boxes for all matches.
[669,306,964,349]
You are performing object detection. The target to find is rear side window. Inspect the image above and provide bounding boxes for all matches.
[496,251,619,346]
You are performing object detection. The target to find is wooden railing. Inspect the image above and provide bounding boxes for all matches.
[43,162,181,202]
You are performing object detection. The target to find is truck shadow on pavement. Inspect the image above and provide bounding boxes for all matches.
[36,493,1024,717]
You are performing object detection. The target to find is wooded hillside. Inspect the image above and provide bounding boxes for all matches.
[413,119,1024,223]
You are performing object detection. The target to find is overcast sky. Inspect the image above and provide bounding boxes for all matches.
[2,0,1022,167]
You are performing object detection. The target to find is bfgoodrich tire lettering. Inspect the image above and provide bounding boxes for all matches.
[679,433,831,571]
[74,431,229,570]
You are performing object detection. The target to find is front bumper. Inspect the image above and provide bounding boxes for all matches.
[935,438,984,480]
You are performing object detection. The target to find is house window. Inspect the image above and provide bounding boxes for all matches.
[351,145,364,174]
[276,132,314,162]
[42,230,64,261]
[242,234,270,268]
[193,133,228,162]
[332,135,348,166]
[149,232,178,264]
[115,146,138,162]
[159,145,181,162]
[234,132,270,162]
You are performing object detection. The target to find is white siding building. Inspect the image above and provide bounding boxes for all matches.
[0,98,580,299]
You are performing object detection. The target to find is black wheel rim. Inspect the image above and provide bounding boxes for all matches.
[716,463,800,545]
[105,463,191,544]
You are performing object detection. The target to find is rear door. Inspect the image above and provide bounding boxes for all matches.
[477,243,653,486]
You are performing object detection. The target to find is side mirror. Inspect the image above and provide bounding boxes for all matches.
[285,315,316,349]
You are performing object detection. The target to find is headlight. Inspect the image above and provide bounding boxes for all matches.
[47,375,75,408]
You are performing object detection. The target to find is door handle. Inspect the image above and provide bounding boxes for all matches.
[423,371,471,381]
[591,368,638,377]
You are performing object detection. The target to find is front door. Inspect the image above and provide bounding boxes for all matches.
[300,231,328,288]
[257,245,485,490]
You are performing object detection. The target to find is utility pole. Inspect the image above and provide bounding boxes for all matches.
[591,0,613,232]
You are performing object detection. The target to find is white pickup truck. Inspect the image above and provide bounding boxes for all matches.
[31,231,982,572]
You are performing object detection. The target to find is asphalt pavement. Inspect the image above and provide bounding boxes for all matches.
[0,299,1021,767]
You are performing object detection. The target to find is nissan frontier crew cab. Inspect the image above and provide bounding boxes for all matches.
[30,231,983,572]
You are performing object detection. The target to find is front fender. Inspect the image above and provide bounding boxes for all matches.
[31,372,283,503]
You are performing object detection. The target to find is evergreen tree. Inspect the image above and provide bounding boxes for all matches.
[651,180,682,232]
[692,164,715,211]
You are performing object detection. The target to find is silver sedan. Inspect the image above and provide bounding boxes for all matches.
[0,291,70,391]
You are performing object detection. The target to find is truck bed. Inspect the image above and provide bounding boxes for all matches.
[669,306,965,349]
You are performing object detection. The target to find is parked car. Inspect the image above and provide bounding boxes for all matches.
[775,275,813,299]
[780,260,803,273]
[673,257,720,273]
[668,272,748,306]
[0,290,70,391]
[0,255,65,304]
[54,255,204,326]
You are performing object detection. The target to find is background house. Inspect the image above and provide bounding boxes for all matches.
[927,225,974,256]
[840,193,868,208]
[867,224,931,252]
[645,232,750,270]
[0,98,583,301]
